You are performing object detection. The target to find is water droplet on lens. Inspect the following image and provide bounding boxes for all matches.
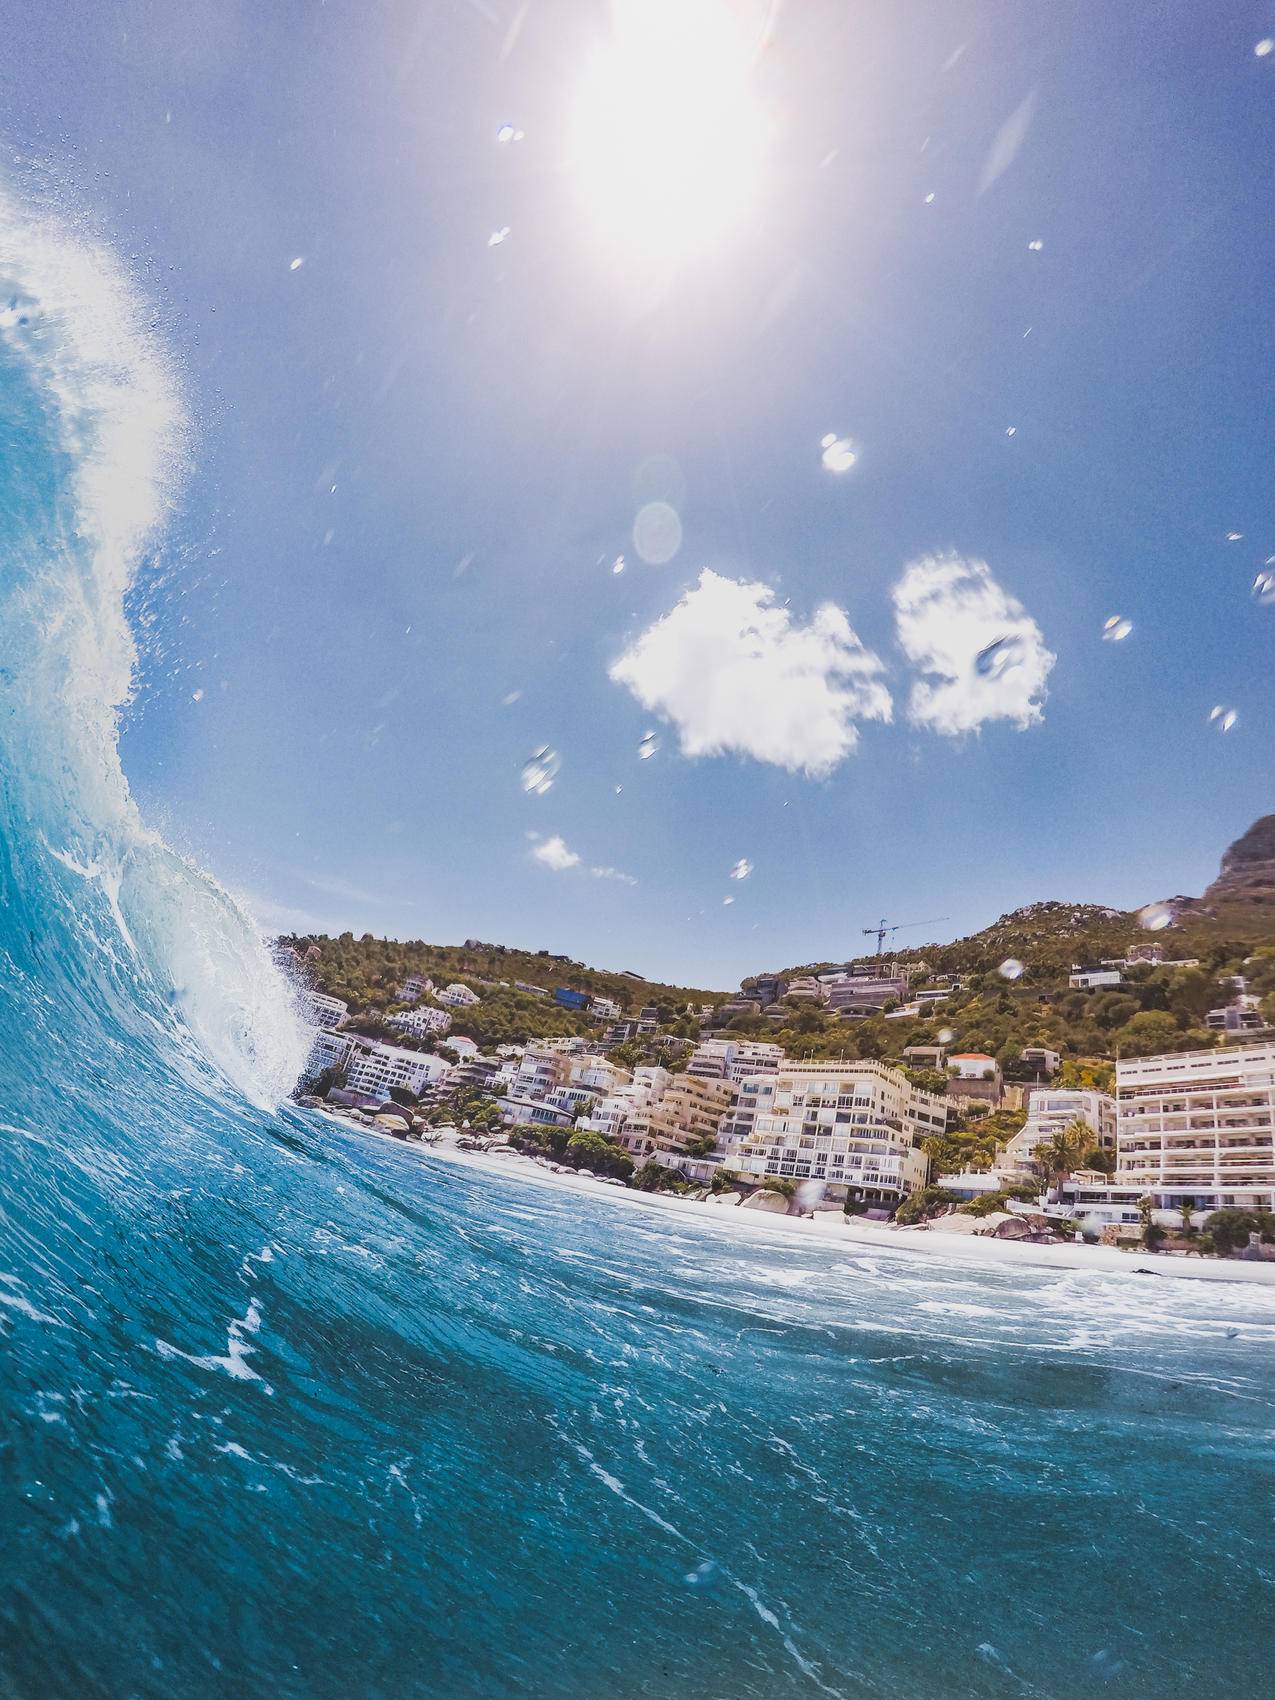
[633,501,682,565]
[1027,238,1043,251]
[722,895,735,906]
[1102,616,1132,642]
[614,785,623,794]
[488,227,510,247]
[820,434,857,473]
[936,1027,955,1044]
[923,192,935,204]
[288,256,304,271]
[1138,902,1174,932]
[638,731,660,760]
[1226,531,1243,542]
[1209,705,1237,733]
[1252,569,1275,606]
[998,958,1024,980]
[974,636,1024,679]
[521,746,561,793]
[191,688,204,702]
[496,123,523,143]
[1256,37,1273,56]
[729,858,752,881]
[501,690,521,706]
[794,1179,825,1212]
[611,555,626,575]
[1005,425,1016,437]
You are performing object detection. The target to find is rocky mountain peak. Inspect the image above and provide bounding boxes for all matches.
[1201,815,1275,908]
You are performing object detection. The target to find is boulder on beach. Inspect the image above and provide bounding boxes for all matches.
[740,1191,791,1215]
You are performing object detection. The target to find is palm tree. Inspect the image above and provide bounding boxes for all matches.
[1178,1198,1196,1235]
[1035,1119,1090,1202]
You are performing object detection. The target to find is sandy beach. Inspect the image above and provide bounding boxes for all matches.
[317,1110,1275,1288]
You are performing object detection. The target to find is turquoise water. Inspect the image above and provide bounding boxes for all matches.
[2,190,1274,1699]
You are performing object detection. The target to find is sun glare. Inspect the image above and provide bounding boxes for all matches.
[569,0,771,280]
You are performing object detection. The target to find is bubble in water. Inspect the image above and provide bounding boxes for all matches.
[633,501,682,565]
[683,1560,719,1589]
[638,730,660,760]
[496,123,524,143]
[1252,569,1275,606]
[1257,37,1274,56]
[1209,705,1237,733]
[1102,616,1132,642]
[289,256,305,271]
[729,858,752,881]
[488,227,510,247]
[1138,902,1174,932]
[1027,238,1044,251]
[794,1179,826,1212]
[998,958,1024,980]
[520,746,560,793]
[820,433,857,473]
[611,555,626,575]
[936,1027,954,1044]
[974,635,1025,679]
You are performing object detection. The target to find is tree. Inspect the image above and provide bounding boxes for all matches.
[1034,1119,1090,1200]
[1138,1195,1166,1251]
[1082,1145,1116,1177]
[895,1186,959,1224]
[563,1129,634,1179]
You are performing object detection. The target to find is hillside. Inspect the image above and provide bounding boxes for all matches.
[280,931,723,1052]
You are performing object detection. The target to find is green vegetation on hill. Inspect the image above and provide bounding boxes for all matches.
[282,931,721,1051]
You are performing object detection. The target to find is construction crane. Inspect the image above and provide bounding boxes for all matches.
[861,916,950,956]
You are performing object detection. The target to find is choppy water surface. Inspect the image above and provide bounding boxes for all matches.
[1,183,1273,1700]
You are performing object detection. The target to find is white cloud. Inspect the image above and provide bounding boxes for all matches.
[531,835,581,871]
[891,553,1055,736]
[591,865,638,886]
[609,570,892,777]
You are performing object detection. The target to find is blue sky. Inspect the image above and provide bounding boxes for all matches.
[7,0,1273,988]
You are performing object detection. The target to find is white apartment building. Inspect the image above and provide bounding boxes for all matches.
[397,974,434,1002]
[576,1067,671,1142]
[570,1056,631,1095]
[390,1004,452,1038]
[1069,968,1124,990]
[686,1038,785,1084]
[511,1045,574,1100]
[345,1042,451,1101]
[305,1028,354,1082]
[308,992,348,1026]
[727,1061,948,1204]
[589,995,622,1022]
[948,1052,1001,1084]
[619,1075,737,1163]
[1003,1088,1117,1172]
[1115,1042,1275,1211]
[435,982,481,1008]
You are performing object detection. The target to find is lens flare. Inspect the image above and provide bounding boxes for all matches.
[568,0,771,280]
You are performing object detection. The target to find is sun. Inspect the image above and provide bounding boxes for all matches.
[568,0,772,282]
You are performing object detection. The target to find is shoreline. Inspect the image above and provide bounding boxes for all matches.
[312,1109,1275,1288]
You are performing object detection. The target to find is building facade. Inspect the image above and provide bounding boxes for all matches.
[725,1060,947,1204]
[1115,1042,1275,1211]
[1003,1088,1117,1172]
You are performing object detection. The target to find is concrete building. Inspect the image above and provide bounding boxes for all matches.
[589,995,622,1022]
[686,1038,784,1084]
[397,975,433,1002]
[390,1004,452,1039]
[902,1043,947,1070]
[1020,1045,1062,1077]
[619,1075,737,1164]
[946,1053,1003,1106]
[1206,1001,1266,1034]
[510,1045,574,1101]
[1068,967,1125,990]
[498,1095,575,1129]
[784,977,827,1003]
[308,992,348,1026]
[305,1028,354,1082]
[576,1066,671,1143]
[1002,1088,1117,1172]
[344,1041,451,1101]
[1115,1042,1275,1212]
[569,1056,631,1095]
[726,1060,948,1205]
[825,974,910,1017]
[436,982,481,1008]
